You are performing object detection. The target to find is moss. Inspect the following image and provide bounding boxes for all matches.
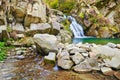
[7,26,12,32]
[58,2,75,13]
[79,12,84,19]
[44,59,56,66]
[45,0,58,9]
[89,17,98,23]
[61,19,71,32]
[0,42,13,61]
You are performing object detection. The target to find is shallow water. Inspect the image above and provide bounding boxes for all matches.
[73,38,120,44]
[0,47,118,80]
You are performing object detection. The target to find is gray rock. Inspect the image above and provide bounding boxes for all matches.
[15,55,25,60]
[16,50,23,55]
[81,53,89,57]
[70,47,87,54]
[51,22,61,35]
[73,61,92,73]
[34,34,58,55]
[57,43,65,49]
[104,56,120,69]
[26,23,51,36]
[90,45,120,57]
[44,52,56,64]
[65,44,76,51]
[58,58,73,70]
[12,23,25,33]
[57,30,72,43]
[106,42,116,48]
[73,58,100,73]
[85,58,100,71]
[101,67,114,76]
[57,50,70,60]
[16,34,25,39]
[11,6,26,23]
[24,1,46,27]
[116,44,120,49]
[71,52,84,64]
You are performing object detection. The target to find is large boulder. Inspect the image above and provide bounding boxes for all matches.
[90,45,120,69]
[73,58,100,73]
[57,49,73,69]
[33,34,58,55]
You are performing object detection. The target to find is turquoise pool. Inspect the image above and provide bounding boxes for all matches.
[73,38,120,45]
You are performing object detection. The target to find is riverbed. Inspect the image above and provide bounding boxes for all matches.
[0,47,118,80]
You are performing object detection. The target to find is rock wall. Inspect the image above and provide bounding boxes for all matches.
[71,0,120,38]
[0,0,47,27]
[0,0,65,41]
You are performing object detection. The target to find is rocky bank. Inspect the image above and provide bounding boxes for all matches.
[71,0,120,38]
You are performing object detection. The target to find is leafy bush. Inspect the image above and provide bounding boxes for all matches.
[61,19,71,32]
[58,2,75,13]
[0,42,6,61]
[50,0,58,9]
[0,42,12,61]
[45,0,59,9]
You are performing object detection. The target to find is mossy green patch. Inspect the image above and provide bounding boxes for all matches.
[45,0,59,9]
[61,19,71,32]
[0,42,13,61]
[58,2,75,13]
[79,12,84,19]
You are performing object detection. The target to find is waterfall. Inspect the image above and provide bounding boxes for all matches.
[67,16,85,38]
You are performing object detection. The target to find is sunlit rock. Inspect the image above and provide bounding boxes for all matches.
[34,34,58,55]
[71,52,84,64]
[101,67,114,76]
[58,58,73,70]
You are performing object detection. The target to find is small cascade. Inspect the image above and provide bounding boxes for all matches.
[53,63,59,71]
[67,16,85,38]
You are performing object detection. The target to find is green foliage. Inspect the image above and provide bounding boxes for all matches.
[0,42,6,61]
[89,17,97,23]
[50,0,59,9]
[0,42,13,61]
[61,19,71,32]
[79,13,84,19]
[58,2,75,13]
[45,0,75,13]
[45,0,58,9]
[7,26,12,32]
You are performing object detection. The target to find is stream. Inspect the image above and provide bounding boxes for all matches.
[0,47,118,80]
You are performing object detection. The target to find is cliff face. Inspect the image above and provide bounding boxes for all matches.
[0,0,46,27]
[71,0,120,38]
[0,0,65,41]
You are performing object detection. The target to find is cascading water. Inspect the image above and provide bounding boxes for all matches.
[67,16,85,38]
